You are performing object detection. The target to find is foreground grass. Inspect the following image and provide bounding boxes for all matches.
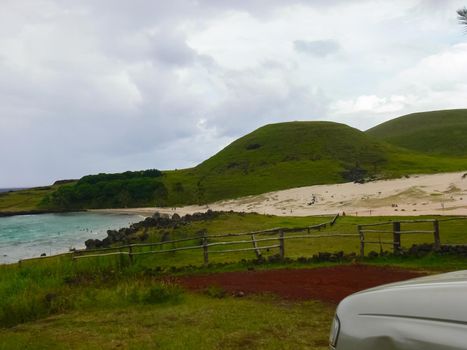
[0,293,333,350]
[2,253,467,349]
[1,212,467,348]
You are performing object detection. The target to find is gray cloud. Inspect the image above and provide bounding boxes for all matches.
[0,0,466,187]
[294,40,340,57]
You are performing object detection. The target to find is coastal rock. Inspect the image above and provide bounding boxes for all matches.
[84,210,223,249]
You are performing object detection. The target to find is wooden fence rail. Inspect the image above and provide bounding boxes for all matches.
[68,215,344,265]
[18,214,466,266]
[357,218,444,257]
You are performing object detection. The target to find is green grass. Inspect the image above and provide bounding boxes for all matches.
[97,212,467,269]
[2,213,467,348]
[366,109,467,156]
[0,185,68,212]
[0,294,333,350]
[3,213,467,318]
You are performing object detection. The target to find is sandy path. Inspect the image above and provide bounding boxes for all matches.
[92,171,467,218]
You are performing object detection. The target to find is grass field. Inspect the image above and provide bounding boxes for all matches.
[1,212,467,349]
[0,292,333,350]
[67,212,467,269]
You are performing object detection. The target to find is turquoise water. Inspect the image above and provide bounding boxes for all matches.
[0,212,142,264]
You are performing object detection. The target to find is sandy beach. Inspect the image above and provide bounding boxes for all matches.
[92,171,467,218]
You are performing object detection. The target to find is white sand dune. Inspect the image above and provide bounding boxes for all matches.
[93,171,467,218]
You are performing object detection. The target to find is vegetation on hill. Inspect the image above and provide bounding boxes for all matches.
[162,122,394,205]
[41,170,167,210]
[0,185,69,213]
[2,117,467,212]
[366,109,467,156]
[162,121,467,206]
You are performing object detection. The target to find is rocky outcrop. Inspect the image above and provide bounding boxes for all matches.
[84,210,221,249]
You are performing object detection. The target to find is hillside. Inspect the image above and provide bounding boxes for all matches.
[0,185,70,214]
[165,121,388,201]
[2,119,467,212]
[366,109,467,156]
[162,121,467,205]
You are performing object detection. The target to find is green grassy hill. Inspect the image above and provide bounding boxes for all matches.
[366,109,467,156]
[163,122,389,204]
[2,119,467,212]
[0,184,71,213]
[162,121,467,206]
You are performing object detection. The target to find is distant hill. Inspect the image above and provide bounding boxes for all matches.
[2,118,467,212]
[366,109,467,156]
[0,188,27,193]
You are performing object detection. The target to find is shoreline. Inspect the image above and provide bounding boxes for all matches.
[0,209,145,219]
[0,209,86,218]
[92,171,467,218]
[4,171,467,219]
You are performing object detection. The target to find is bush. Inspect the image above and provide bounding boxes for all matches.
[142,283,184,304]
[43,170,168,209]
[203,285,227,299]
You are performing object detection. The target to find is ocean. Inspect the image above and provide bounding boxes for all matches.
[0,188,26,193]
[0,212,142,264]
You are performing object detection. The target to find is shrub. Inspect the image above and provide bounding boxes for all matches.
[142,282,184,304]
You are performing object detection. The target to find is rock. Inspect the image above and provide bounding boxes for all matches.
[85,238,103,249]
[83,210,223,249]
[317,252,331,261]
[234,291,245,297]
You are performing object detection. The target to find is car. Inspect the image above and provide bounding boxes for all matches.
[330,270,467,349]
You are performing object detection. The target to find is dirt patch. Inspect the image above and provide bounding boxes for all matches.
[177,265,425,304]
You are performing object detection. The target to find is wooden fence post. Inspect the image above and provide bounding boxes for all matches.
[279,230,285,259]
[203,233,209,266]
[128,245,134,265]
[433,220,441,251]
[331,213,339,226]
[357,225,364,258]
[393,222,401,253]
[251,234,262,259]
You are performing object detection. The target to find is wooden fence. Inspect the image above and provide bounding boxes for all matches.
[357,217,467,257]
[17,214,467,266]
[69,214,345,265]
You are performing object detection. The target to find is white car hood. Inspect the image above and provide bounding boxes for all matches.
[339,270,467,323]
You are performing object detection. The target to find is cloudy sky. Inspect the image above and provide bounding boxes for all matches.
[1,0,466,187]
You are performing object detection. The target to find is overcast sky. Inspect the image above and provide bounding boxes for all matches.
[1,0,466,187]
